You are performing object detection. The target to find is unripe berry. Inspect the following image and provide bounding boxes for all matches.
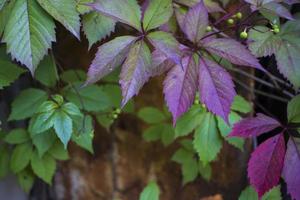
[112,114,118,119]
[115,108,121,114]
[273,27,280,33]
[240,31,248,39]
[206,26,212,32]
[227,18,234,25]
[236,12,242,19]
[194,99,200,105]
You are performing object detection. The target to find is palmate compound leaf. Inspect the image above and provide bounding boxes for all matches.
[229,113,281,138]
[86,36,137,84]
[248,133,285,197]
[163,55,198,124]
[82,11,116,49]
[37,0,81,39]
[89,0,142,31]
[202,38,265,71]
[182,0,208,44]
[119,40,152,106]
[142,0,173,31]
[282,137,300,200]
[3,0,56,74]
[198,58,236,123]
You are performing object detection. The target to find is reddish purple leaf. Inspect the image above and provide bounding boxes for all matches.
[86,36,137,84]
[229,113,281,138]
[282,138,300,200]
[148,31,182,65]
[202,38,265,71]
[164,55,198,124]
[198,58,236,123]
[149,50,175,77]
[119,40,152,106]
[183,1,208,43]
[262,2,294,20]
[248,133,286,197]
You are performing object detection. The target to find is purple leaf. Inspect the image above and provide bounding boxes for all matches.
[148,31,182,65]
[164,55,198,124]
[183,1,208,43]
[119,40,152,106]
[198,58,236,123]
[89,0,142,31]
[248,133,286,197]
[229,113,281,138]
[86,36,137,84]
[282,138,300,200]
[262,2,294,20]
[149,50,175,77]
[202,38,265,71]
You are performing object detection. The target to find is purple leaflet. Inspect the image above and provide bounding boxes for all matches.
[148,31,182,65]
[262,2,294,20]
[183,0,208,43]
[119,40,152,107]
[198,58,236,123]
[229,113,281,138]
[202,38,265,71]
[282,137,300,200]
[149,50,175,77]
[86,36,137,84]
[248,133,286,197]
[164,55,198,124]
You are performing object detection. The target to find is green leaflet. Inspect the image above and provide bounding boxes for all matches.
[143,0,173,31]
[142,123,175,146]
[138,107,166,124]
[17,170,35,193]
[287,94,300,123]
[9,88,48,121]
[3,0,56,73]
[10,142,33,173]
[64,82,111,112]
[32,130,56,158]
[193,112,222,165]
[37,0,80,39]
[0,145,10,178]
[35,55,59,87]
[60,70,86,83]
[231,95,252,114]
[76,0,93,14]
[31,151,56,184]
[4,129,30,144]
[82,11,116,49]
[48,141,69,161]
[139,181,160,200]
[262,186,281,200]
[239,186,258,200]
[53,110,73,149]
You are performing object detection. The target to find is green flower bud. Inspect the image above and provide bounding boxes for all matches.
[273,27,280,34]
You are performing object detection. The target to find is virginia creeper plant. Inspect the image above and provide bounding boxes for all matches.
[0,0,299,199]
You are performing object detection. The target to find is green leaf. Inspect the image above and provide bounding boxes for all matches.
[10,142,33,173]
[160,124,175,146]
[143,125,162,142]
[0,0,15,35]
[76,0,93,14]
[48,141,69,160]
[198,161,212,181]
[175,105,204,138]
[261,186,281,200]
[287,94,300,123]
[17,169,35,193]
[72,115,94,153]
[61,102,82,117]
[32,130,56,158]
[4,129,30,144]
[0,145,10,178]
[231,95,252,114]
[3,0,56,73]
[35,55,58,87]
[217,112,244,151]
[9,88,48,121]
[193,112,222,165]
[31,151,56,184]
[92,0,142,31]
[143,0,173,31]
[64,82,111,112]
[60,70,86,83]
[182,156,199,185]
[37,0,80,39]
[53,110,73,148]
[83,11,116,49]
[238,186,258,200]
[139,181,160,200]
[138,107,166,124]
[0,49,25,89]
[248,26,280,57]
